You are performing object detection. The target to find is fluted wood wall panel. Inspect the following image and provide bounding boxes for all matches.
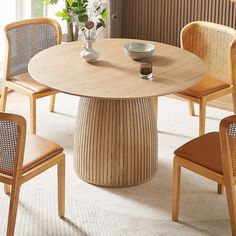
[121,0,236,46]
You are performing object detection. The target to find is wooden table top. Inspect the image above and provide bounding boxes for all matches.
[28,38,206,99]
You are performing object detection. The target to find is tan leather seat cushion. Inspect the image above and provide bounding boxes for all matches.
[179,75,230,98]
[11,72,52,93]
[174,132,223,174]
[23,134,63,173]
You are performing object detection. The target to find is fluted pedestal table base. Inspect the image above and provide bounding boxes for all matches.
[74,97,157,187]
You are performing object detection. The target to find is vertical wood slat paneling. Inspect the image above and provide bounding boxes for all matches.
[74,97,157,187]
[120,0,236,47]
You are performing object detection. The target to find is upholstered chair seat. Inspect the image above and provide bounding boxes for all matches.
[22,134,63,173]
[11,73,52,93]
[175,132,223,174]
[172,115,236,236]
[179,75,230,98]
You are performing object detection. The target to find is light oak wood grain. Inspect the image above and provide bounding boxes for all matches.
[28,38,205,99]
[74,97,157,187]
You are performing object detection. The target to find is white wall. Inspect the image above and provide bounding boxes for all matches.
[0,1,17,76]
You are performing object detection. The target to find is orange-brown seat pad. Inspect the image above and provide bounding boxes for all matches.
[23,134,63,173]
[174,132,223,174]
[179,75,230,98]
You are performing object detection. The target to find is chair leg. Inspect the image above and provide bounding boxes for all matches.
[30,96,36,134]
[217,183,224,194]
[58,155,65,218]
[49,94,56,112]
[232,92,236,114]
[6,183,21,236]
[172,157,181,221]
[4,184,11,194]
[224,181,236,235]
[188,101,195,116]
[199,99,206,136]
[0,86,8,112]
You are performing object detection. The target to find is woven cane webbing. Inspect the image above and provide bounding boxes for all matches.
[0,120,19,176]
[181,22,235,84]
[228,123,236,176]
[8,23,57,77]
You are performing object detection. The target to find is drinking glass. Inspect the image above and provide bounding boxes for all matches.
[139,62,153,80]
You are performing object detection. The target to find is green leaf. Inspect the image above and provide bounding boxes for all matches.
[55,11,65,17]
[78,13,88,23]
[101,9,108,19]
[43,0,50,4]
[67,0,73,7]
[55,10,69,20]
[43,0,58,5]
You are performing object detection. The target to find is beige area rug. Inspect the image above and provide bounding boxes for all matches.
[0,93,234,236]
[0,186,185,236]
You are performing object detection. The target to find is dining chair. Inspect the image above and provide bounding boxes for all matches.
[175,21,236,135]
[0,18,62,134]
[172,115,236,236]
[0,112,65,236]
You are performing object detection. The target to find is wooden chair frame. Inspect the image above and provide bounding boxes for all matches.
[0,18,62,134]
[176,21,236,135]
[0,113,65,236]
[172,115,236,236]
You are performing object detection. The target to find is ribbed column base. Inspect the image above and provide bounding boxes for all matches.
[74,97,157,187]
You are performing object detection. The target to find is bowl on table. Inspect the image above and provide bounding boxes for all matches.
[124,42,155,60]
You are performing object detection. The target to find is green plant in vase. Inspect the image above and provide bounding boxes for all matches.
[44,0,108,42]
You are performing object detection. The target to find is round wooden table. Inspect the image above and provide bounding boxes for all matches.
[28,38,205,187]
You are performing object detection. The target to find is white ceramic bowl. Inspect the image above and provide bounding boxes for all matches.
[124,42,155,60]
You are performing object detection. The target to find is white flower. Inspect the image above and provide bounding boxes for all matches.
[71,0,108,40]
[86,0,107,21]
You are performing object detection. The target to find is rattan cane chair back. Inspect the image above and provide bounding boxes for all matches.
[4,18,61,79]
[176,22,236,135]
[181,21,236,84]
[0,112,65,236]
[0,121,19,176]
[0,113,26,177]
[0,18,62,134]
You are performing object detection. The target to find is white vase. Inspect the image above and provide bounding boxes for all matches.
[80,40,99,62]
